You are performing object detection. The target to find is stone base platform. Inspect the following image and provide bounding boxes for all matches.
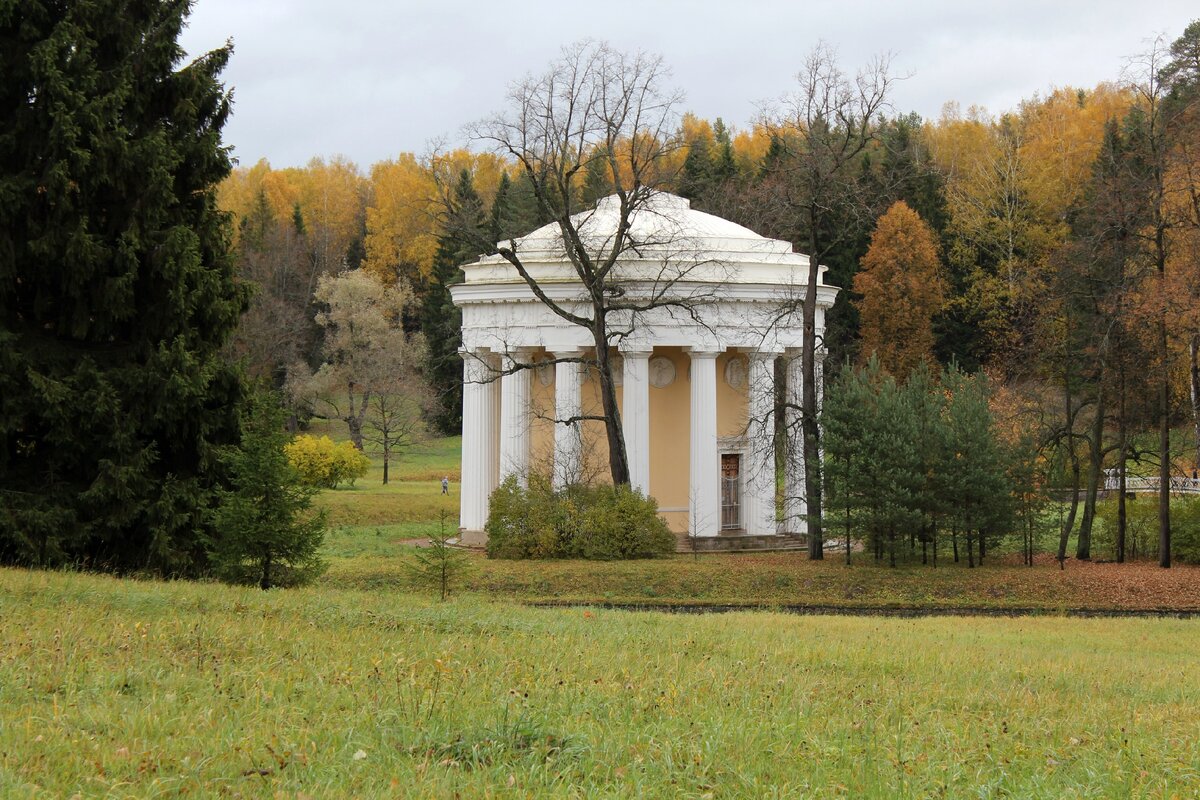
[674,532,807,553]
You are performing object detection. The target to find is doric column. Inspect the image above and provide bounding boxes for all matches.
[459,350,497,533]
[499,350,531,486]
[551,349,583,490]
[621,348,652,495]
[744,350,778,536]
[687,349,721,537]
[783,349,807,535]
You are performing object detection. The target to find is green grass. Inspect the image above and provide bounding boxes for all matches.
[308,434,461,527]
[306,433,1200,612]
[2,567,1199,798]
[322,543,1200,611]
[5,431,1200,795]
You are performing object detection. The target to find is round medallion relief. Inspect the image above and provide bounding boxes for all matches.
[724,356,748,390]
[536,361,554,387]
[648,356,676,388]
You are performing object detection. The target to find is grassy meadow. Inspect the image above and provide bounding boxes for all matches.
[4,432,1200,796]
[3,568,1200,798]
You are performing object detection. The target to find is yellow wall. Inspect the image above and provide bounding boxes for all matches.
[523,346,751,533]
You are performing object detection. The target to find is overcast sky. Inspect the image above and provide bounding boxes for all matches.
[178,1,1198,170]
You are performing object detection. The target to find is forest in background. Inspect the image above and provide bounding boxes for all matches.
[218,22,1200,566]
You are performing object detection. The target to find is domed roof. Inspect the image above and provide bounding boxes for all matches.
[510,191,801,260]
[462,190,824,287]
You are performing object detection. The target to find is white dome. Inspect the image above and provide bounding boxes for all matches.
[463,191,821,286]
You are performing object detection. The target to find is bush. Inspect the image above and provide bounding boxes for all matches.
[485,476,674,560]
[284,434,370,488]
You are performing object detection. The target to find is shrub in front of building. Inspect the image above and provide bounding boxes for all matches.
[485,476,675,559]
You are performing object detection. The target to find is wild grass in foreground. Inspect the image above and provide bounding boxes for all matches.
[1,568,1198,798]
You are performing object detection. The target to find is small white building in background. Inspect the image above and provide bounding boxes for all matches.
[451,192,837,546]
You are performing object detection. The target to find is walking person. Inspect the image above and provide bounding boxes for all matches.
[441,476,449,495]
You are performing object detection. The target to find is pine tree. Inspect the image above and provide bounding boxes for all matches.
[823,360,874,563]
[940,367,1013,567]
[0,2,248,573]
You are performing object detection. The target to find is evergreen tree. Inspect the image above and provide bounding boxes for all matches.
[711,118,737,184]
[679,134,713,201]
[940,367,1013,567]
[823,360,874,563]
[422,169,485,434]
[209,392,326,589]
[490,170,549,243]
[861,370,925,566]
[0,2,248,573]
[581,148,613,206]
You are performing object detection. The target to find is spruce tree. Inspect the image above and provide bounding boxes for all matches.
[423,169,485,434]
[0,1,248,573]
[209,392,326,589]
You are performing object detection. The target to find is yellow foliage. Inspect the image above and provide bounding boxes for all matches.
[1018,84,1133,221]
[291,156,367,271]
[363,154,440,283]
[217,159,301,244]
[732,125,773,172]
[285,435,370,489]
[854,201,945,380]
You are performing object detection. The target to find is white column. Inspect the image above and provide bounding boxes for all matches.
[783,349,807,535]
[459,350,497,534]
[552,349,583,490]
[499,350,531,486]
[621,348,652,495]
[687,349,721,537]
[744,351,778,536]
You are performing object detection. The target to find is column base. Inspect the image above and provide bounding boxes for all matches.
[457,529,488,548]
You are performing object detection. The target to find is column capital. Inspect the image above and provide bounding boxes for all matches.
[738,346,784,359]
[684,347,723,359]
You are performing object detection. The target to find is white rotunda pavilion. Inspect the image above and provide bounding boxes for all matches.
[451,192,837,546]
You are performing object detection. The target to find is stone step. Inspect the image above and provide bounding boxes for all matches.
[674,532,808,553]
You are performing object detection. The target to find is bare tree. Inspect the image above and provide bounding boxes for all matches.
[438,40,723,487]
[758,44,896,558]
[227,191,318,390]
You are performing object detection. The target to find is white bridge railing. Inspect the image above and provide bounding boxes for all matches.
[1103,471,1200,494]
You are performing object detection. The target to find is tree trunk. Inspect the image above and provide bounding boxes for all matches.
[382,440,390,485]
[952,528,958,563]
[845,498,852,566]
[932,523,938,568]
[888,529,896,568]
[345,385,369,451]
[1117,373,1128,564]
[803,224,824,559]
[966,530,975,569]
[979,531,986,565]
[1077,388,1106,560]
[592,321,630,486]
[260,550,272,591]
[1155,211,1171,567]
[1191,333,1200,474]
[1159,366,1172,568]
